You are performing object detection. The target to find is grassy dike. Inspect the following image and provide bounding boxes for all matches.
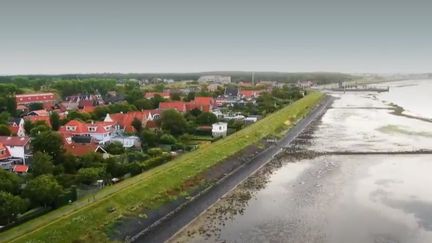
[0,92,324,243]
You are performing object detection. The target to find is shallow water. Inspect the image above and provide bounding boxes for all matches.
[171,80,432,243]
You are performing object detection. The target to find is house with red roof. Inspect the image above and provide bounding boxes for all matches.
[159,101,187,113]
[59,120,118,144]
[8,118,26,137]
[15,93,56,105]
[145,91,170,99]
[0,143,12,161]
[104,110,160,133]
[0,136,31,164]
[64,142,109,158]
[194,97,215,106]
[0,142,19,170]
[159,97,216,113]
[240,90,262,100]
[186,96,215,112]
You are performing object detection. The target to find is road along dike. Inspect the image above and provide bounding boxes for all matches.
[129,94,333,243]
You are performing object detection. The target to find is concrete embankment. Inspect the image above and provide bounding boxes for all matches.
[131,95,334,243]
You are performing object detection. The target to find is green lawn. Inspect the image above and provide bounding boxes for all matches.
[0,92,323,243]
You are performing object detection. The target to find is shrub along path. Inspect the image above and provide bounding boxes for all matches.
[0,92,323,243]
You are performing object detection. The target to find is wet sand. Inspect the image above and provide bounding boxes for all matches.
[170,80,432,243]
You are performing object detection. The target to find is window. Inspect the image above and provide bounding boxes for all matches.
[66,126,76,131]
[88,127,97,132]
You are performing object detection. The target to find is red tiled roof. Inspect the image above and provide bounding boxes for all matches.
[240,90,261,98]
[0,143,11,160]
[64,143,99,156]
[0,136,30,146]
[59,120,87,134]
[16,105,28,111]
[159,101,187,112]
[15,93,56,104]
[185,103,211,112]
[80,106,95,113]
[145,92,170,99]
[108,110,159,132]
[145,120,159,129]
[79,100,94,107]
[28,109,49,117]
[59,120,116,135]
[8,125,18,135]
[194,97,214,106]
[13,165,29,173]
[43,102,56,111]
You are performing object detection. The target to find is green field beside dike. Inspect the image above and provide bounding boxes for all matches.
[0,92,324,243]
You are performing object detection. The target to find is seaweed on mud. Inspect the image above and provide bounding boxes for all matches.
[181,157,285,241]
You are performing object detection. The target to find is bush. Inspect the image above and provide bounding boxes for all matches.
[160,134,177,145]
[140,154,172,171]
[105,141,125,155]
[77,167,105,185]
[147,148,163,157]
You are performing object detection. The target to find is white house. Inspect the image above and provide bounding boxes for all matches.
[198,75,231,84]
[212,122,228,138]
[59,120,119,144]
[0,136,31,164]
[110,135,141,148]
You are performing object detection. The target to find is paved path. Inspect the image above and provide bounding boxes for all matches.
[132,96,333,243]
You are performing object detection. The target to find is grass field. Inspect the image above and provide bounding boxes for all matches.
[0,92,323,243]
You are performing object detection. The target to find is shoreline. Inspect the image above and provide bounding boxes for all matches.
[130,95,333,242]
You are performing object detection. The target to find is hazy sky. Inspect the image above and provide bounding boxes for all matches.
[0,0,431,74]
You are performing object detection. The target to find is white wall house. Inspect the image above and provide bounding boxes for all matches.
[110,135,141,148]
[0,136,31,164]
[198,75,231,84]
[212,122,228,138]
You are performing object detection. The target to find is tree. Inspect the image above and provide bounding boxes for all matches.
[126,151,149,162]
[105,158,127,178]
[183,92,195,102]
[170,92,181,101]
[131,118,142,133]
[189,108,202,117]
[0,112,10,124]
[133,98,152,110]
[105,141,125,155]
[23,175,63,207]
[67,110,92,122]
[0,124,11,136]
[0,191,28,225]
[160,134,177,145]
[147,147,163,157]
[160,109,187,136]
[30,124,50,137]
[196,112,218,125]
[77,167,105,185]
[31,152,55,176]
[32,131,64,162]
[23,120,33,135]
[150,95,165,109]
[125,89,143,104]
[49,112,61,131]
[139,129,159,148]
[78,152,104,168]
[0,169,21,195]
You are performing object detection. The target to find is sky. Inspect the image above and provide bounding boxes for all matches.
[0,0,431,75]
